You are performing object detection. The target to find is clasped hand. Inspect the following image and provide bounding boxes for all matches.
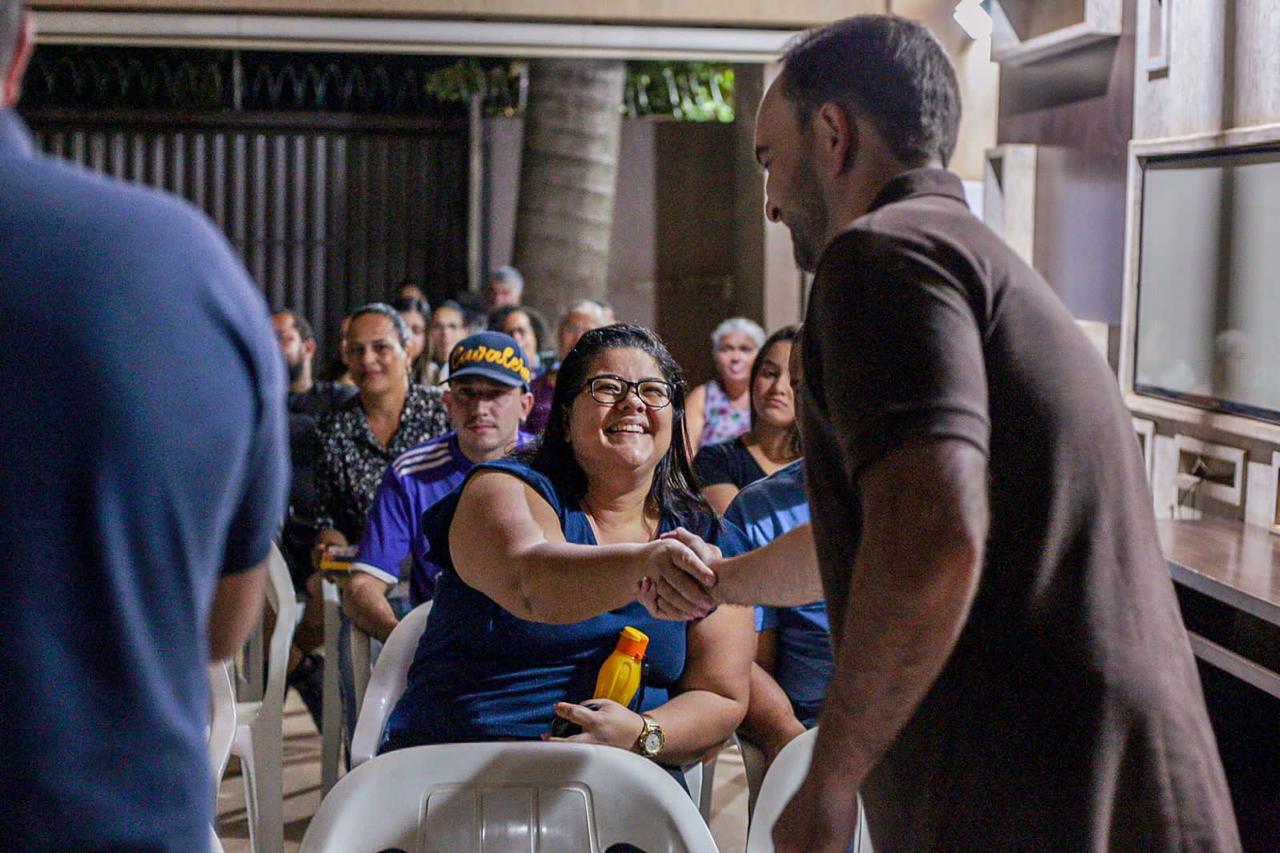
[635,527,722,621]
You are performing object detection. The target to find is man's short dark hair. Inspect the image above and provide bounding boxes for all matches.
[780,14,961,168]
[0,1,22,76]
[273,309,315,344]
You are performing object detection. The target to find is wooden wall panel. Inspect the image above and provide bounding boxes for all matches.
[1135,0,1280,140]
[997,0,1135,324]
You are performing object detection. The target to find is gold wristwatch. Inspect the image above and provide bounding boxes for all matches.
[636,714,664,758]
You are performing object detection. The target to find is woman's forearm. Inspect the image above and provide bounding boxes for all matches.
[647,689,747,766]
[505,540,650,624]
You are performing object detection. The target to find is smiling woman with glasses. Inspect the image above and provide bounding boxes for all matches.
[581,375,674,409]
[380,323,753,786]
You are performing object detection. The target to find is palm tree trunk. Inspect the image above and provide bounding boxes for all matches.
[512,59,625,322]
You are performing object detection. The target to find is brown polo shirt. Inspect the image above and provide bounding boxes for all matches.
[800,168,1239,850]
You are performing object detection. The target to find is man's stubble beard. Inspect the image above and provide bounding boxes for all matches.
[786,159,830,274]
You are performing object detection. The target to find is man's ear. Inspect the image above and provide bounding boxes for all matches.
[519,391,534,421]
[3,11,35,109]
[303,339,317,359]
[814,101,856,177]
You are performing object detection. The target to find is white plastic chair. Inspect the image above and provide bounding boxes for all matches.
[745,727,872,853]
[348,600,433,768]
[736,733,768,817]
[208,660,237,790]
[347,600,715,819]
[207,661,237,853]
[229,543,296,853]
[301,742,719,853]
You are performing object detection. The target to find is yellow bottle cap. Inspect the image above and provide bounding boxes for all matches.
[616,626,649,660]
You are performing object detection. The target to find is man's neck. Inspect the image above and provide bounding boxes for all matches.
[289,361,316,394]
[824,155,941,246]
[458,432,520,465]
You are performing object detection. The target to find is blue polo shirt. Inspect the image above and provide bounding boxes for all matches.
[353,431,532,604]
[0,109,288,850]
[722,460,832,727]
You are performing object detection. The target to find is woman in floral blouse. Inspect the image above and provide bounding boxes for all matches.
[313,303,450,562]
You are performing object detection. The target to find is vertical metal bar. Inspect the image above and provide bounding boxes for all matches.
[271,132,288,306]
[189,132,206,213]
[467,93,485,293]
[309,134,328,349]
[88,131,106,174]
[290,133,307,312]
[211,132,227,234]
[251,132,268,291]
[170,131,186,199]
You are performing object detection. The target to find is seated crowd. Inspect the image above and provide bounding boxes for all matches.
[272,270,830,782]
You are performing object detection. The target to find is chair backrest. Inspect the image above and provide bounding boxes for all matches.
[207,660,236,784]
[745,728,872,853]
[348,601,433,768]
[300,742,719,853]
[262,543,298,718]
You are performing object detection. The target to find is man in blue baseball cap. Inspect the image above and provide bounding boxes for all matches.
[346,331,535,642]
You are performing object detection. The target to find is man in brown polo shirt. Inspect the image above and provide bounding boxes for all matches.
[652,13,1239,852]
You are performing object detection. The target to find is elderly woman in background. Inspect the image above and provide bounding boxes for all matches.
[694,326,801,514]
[391,296,432,385]
[314,303,450,561]
[525,298,608,434]
[685,317,765,454]
[381,324,752,779]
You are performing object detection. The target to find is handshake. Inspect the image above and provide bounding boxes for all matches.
[635,527,729,621]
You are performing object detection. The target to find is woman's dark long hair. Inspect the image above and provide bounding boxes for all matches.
[520,323,713,523]
[748,325,802,457]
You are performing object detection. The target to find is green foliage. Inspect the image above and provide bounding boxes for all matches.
[423,58,735,121]
[624,62,734,122]
[423,59,526,116]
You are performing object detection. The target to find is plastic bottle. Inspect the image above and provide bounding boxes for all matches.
[593,626,649,706]
[552,626,649,738]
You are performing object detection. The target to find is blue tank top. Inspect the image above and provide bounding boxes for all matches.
[383,459,732,750]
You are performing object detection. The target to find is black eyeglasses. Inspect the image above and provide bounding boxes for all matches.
[580,375,674,409]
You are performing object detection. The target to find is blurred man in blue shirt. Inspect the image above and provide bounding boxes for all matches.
[0,6,287,849]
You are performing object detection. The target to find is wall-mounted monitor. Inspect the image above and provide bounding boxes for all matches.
[1123,125,1280,441]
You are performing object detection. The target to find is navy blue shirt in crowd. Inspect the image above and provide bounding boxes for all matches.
[722,460,832,727]
[0,110,288,850]
[382,459,746,765]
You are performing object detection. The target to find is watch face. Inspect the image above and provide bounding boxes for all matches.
[643,730,663,754]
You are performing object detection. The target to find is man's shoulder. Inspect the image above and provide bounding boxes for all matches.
[737,459,806,504]
[391,433,465,481]
[17,150,220,248]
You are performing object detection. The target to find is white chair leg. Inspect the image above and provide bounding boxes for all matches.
[738,736,768,819]
[321,580,343,796]
[232,727,259,853]
[699,753,718,822]
[249,714,285,853]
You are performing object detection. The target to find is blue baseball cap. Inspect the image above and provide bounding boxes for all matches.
[447,332,533,389]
